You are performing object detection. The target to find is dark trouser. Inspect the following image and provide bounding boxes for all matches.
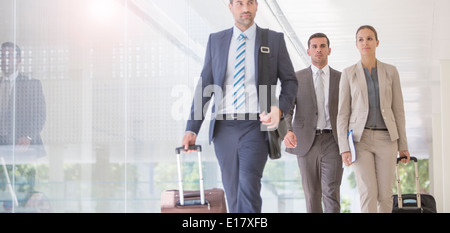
[297,133,343,213]
[213,119,268,213]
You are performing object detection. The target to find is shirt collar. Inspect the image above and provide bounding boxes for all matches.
[233,23,257,40]
[311,64,330,76]
[1,71,19,82]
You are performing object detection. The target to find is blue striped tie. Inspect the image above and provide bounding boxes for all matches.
[233,33,246,111]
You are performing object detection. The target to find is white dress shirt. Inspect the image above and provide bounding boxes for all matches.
[0,71,18,136]
[218,23,258,114]
[311,65,332,130]
[1,70,19,92]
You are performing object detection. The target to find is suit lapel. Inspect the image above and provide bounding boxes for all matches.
[306,67,318,109]
[328,68,338,107]
[356,61,369,108]
[377,60,386,108]
[255,26,262,87]
[218,28,233,88]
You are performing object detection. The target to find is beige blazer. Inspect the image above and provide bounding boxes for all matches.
[337,60,408,154]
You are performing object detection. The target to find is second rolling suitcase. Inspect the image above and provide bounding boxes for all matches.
[392,156,436,213]
[160,145,227,213]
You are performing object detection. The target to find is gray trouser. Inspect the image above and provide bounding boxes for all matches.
[297,133,343,213]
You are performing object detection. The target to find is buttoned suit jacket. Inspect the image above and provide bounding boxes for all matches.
[1,73,46,157]
[285,66,341,157]
[336,60,408,154]
[186,25,298,144]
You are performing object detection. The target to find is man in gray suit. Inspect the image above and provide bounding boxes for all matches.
[181,0,297,213]
[284,33,343,213]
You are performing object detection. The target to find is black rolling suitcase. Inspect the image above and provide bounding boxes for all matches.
[392,156,437,213]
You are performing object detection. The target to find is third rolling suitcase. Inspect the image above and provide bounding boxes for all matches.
[160,145,227,213]
[392,156,436,213]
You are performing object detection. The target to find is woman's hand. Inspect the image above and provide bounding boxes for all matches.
[341,151,353,167]
[398,150,411,164]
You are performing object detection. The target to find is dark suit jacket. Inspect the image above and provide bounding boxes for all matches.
[285,66,341,156]
[1,73,46,149]
[186,25,298,143]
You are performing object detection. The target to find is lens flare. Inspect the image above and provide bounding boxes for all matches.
[90,0,117,22]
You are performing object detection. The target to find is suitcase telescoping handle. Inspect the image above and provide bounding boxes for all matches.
[176,145,202,154]
[175,145,205,206]
[396,156,420,209]
[397,156,417,163]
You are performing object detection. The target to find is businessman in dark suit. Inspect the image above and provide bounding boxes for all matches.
[284,33,343,213]
[181,0,297,213]
[0,42,47,210]
[0,42,46,154]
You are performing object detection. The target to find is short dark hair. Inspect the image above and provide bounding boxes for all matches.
[356,25,378,41]
[1,42,22,58]
[230,0,257,5]
[308,33,330,48]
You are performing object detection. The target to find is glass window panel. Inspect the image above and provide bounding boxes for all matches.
[0,0,331,213]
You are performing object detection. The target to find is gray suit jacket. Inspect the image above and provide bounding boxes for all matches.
[337,60,408,154]
[186,25,298,143]
[285,66,341,157]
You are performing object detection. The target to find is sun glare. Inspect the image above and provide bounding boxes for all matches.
[91,0,118,22]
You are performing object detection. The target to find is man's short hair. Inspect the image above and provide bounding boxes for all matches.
[230,0,257,4]
[308,33,330,48]
[1,42,22,59]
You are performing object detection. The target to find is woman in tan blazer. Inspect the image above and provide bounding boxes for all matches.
[337,25,411,213]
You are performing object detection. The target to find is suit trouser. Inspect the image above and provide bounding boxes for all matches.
[297,133,343,213]
[353,129,397,213]
[213,119,268,213]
